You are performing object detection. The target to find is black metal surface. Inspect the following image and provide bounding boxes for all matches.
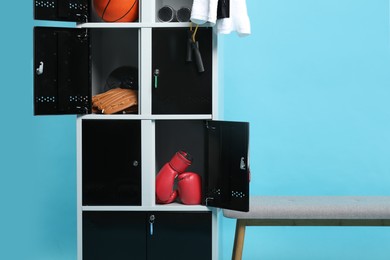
[204,121,250,212]
[34,27,90,115]
[82,120,142,206]
[152,28,212,114]
[83,211,212,260]
[34,0,88,22]
[83,211,147,260]
[147,212,212,260]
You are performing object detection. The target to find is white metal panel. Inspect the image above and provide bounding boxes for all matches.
[141,120,156,207]
[140,28,152,116]
[77,22,196,28]
[82,203,212,212]
[78,114,212,120]
[76,116,83,260]
[212,209,219,260]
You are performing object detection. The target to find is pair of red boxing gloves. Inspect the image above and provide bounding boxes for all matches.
[156,151,202,205]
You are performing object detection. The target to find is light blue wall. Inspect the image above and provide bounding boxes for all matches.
[0,2,77,260]
[220,0,390,259]
[1,1,389,259]
[222,0,390,196]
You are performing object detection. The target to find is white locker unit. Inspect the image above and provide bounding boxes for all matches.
[33,0,249,259]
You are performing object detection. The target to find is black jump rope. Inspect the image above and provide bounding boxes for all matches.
[187,24,205,73]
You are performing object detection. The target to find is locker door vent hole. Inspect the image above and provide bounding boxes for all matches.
[209,188,221,195]
[36,96,55,103]
[69,2,87,11]
[35,0,55,9]
[231,191,246,199]
[69,96,89,102]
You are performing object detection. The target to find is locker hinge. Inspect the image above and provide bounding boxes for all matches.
[205,197,214,206]
[76,13,88,23]
[205,121,216,130]
[75,106,89,114]
[77,28,88,42]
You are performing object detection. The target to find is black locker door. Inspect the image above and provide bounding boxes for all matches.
[147,212,212,260]
[152,27,213,114]
[204,121,250,212]
[82,120,142,206]
[83,211,147,260]
[34,27,90,115]
[34,0,89,22]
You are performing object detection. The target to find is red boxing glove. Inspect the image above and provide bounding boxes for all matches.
[156,188,178,204]
[156,151,192,204]
[177,172,202,205]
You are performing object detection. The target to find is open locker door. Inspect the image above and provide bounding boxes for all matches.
[34,0,89,22]
[204,120,250,212]
[34,27,90,115]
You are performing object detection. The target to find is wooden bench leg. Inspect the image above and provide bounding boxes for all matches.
[232,219,246,260]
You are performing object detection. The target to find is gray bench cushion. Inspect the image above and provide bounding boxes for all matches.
[223,196,390,220]
[226,197,390,259]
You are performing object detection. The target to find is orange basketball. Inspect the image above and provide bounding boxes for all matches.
[93,0,139,22]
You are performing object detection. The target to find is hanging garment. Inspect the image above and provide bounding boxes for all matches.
[217,0,251,37]
[190,0,250,37]
[217,0,230,19]
[190,0,219,25]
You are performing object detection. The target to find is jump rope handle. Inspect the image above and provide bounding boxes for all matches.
[192,41,204,73]
[188,25,205,73]
[187,30,193,62]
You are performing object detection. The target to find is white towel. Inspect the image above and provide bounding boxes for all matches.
[217,0,251,37]
[191,0,219,25]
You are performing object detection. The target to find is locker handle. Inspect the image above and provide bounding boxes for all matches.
[36,61,44,75]
[149,214,155,235]
[153,69,160,88]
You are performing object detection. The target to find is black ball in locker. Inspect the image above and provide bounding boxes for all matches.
[104,66,138,91]
[176,7,191,22]
[158,5,175,22]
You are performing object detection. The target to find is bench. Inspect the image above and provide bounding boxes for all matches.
[223,196,390,260]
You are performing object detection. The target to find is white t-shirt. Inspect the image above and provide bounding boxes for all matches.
[190,0,251,37]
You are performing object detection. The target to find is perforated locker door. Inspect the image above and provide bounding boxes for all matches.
[34,0,89,22]
[204,120,250,212]
[152,27,213,115]
[34,27,90,115]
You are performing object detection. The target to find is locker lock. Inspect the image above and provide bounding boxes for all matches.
[36,62,44,75]
[149,214,155,235]
[153,69,160,88]
[132,160,139,167]
[240,157,246,170]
